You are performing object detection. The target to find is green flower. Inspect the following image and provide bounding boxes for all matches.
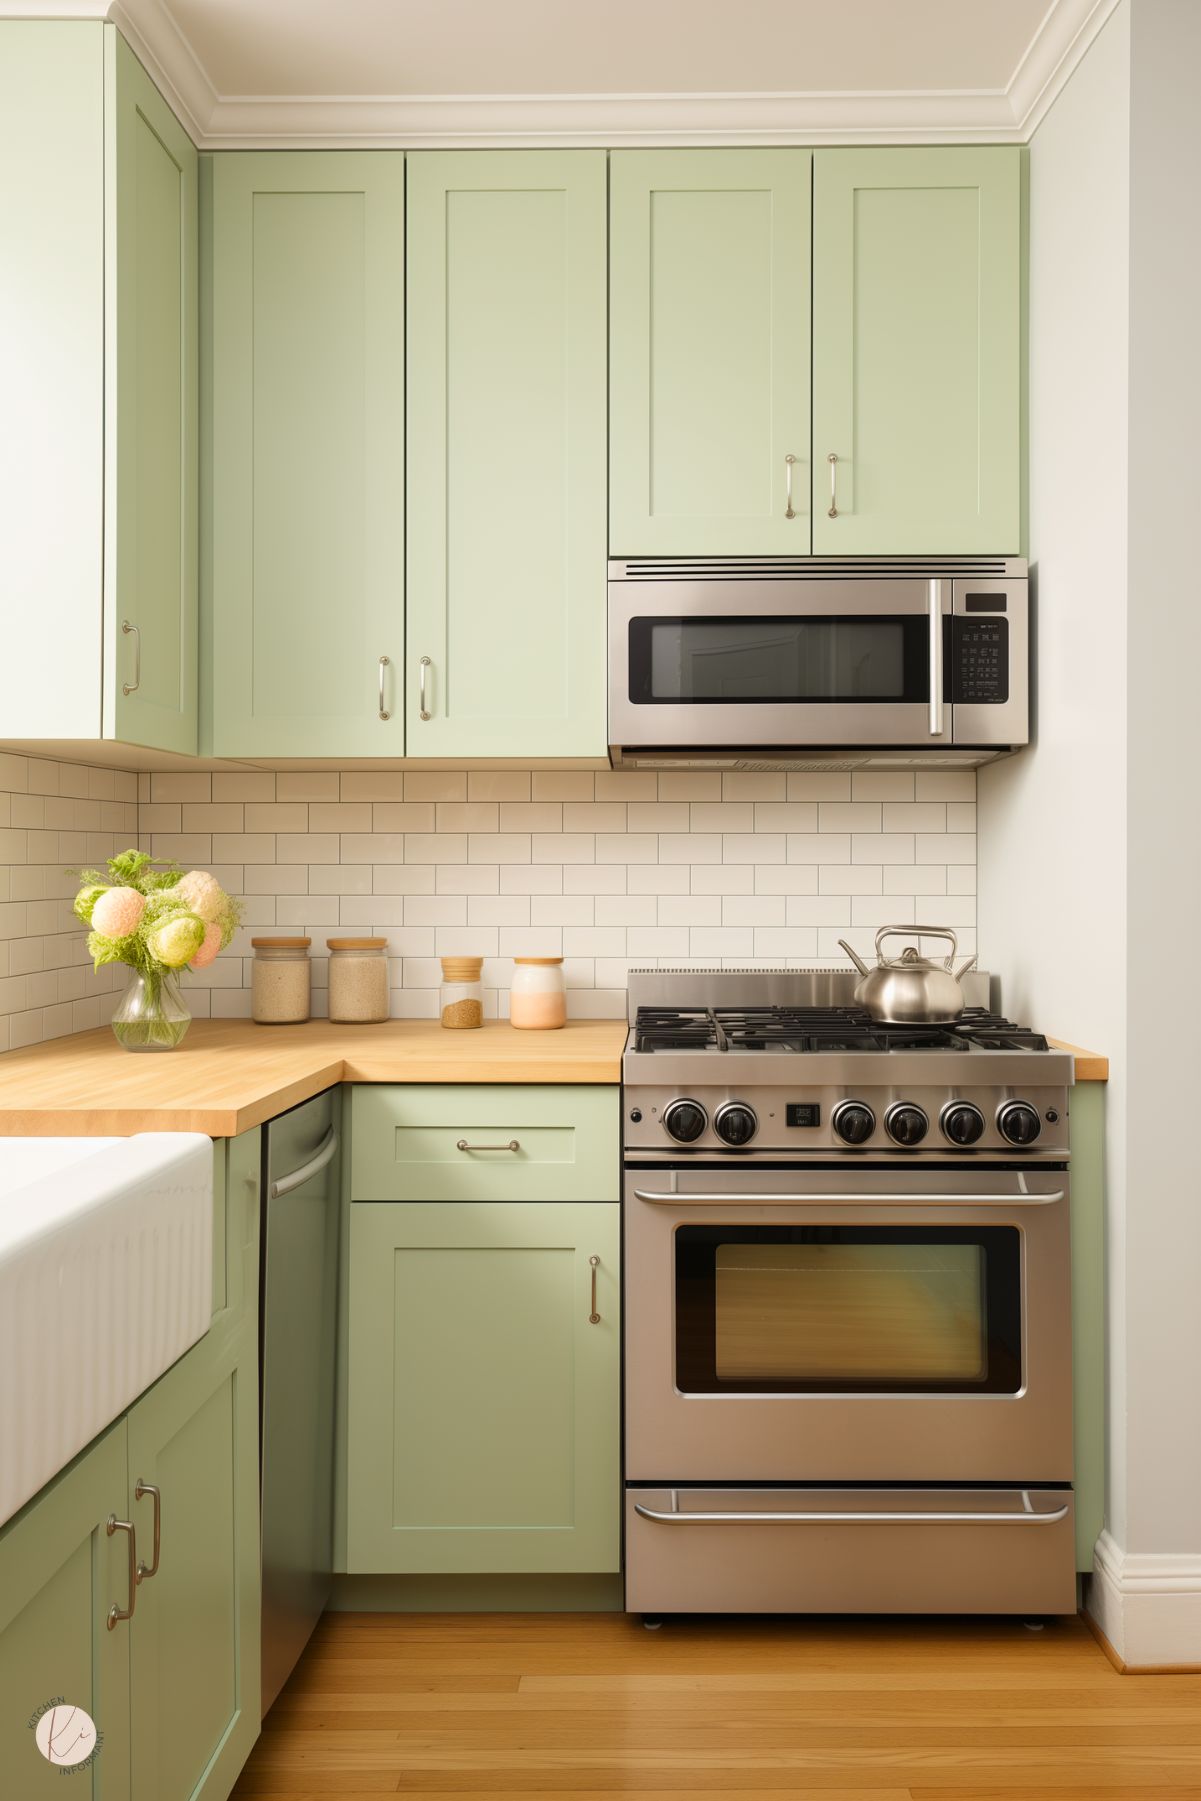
[147,911,206,969]
[73,884,107,925]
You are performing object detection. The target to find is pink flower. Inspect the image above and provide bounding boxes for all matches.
[90,886,146,939]
[190,921,223,970]
[173,870,225,925]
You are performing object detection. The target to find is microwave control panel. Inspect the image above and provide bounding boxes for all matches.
[953,617,1009,704]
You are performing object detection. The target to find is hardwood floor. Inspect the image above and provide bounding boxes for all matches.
[232,1612,1201,1800]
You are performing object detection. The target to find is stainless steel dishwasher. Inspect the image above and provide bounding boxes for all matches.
[260,1088,341,1715]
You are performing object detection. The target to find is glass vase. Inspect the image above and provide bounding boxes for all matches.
[111,967,191,1052]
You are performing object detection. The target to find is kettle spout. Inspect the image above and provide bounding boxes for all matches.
[837,938,871,979]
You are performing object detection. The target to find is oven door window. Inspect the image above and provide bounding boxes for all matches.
[628,615,931,705]
[675,1225,1021,1395]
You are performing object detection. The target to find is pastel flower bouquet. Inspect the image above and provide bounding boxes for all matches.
[73,849,242,1050]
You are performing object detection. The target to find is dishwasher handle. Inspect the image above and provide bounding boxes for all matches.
[270,1126,339,1199]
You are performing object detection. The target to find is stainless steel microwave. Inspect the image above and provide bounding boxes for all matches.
[608,558,1028,770]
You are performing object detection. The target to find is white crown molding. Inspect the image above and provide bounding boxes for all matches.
[1089,1529,1201,1669]
[1,0,1124,148]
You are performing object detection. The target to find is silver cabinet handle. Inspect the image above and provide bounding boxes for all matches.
[121,620,140,695]
[456,1138,520,1153]
[588,1254,600,1324]
[784,453,797,520]
[827,452,839,518]
[106,1516,137,1628]
[634,1501,1069,1526]
[633,1189,1063,1207]
[134,1480,161,1582]
[378,655,391,721]
[270,1126,339,1199]
[418,654,432,721]
[928,578,945,736]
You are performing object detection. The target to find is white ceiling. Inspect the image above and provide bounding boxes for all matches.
[14,0,1121,145]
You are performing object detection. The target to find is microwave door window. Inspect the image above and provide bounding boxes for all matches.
[635,617,922,704]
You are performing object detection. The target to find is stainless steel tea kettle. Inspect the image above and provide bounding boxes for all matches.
[838,925,978,1025]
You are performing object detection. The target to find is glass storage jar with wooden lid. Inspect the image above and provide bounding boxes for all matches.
[326,937,389,1022]
[251,938,312,1024]
[440,956,484,1029]
[510,956,566,1030]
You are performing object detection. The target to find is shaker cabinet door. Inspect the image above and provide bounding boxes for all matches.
[347,1200,621,1575]
[405,151,607,757]
[125,1324,260,1801]
[0,1425,131,1800]
[812,147,1022,555]
[207,152,405,756]
[106,30,198,755]
[609,148,812,556]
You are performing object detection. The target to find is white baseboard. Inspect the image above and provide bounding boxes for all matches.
[1089,1529,1201,1667]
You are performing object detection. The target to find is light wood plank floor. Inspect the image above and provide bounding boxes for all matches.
[232,1612,1201,1800]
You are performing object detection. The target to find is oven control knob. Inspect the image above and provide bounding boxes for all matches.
[714,1101,758,1147]
[832,1100,876,1145]
[998,1100,1042,1146]
[941,1101,986,1147]
[885,1102,929,1147]
[662,1098,708,1144]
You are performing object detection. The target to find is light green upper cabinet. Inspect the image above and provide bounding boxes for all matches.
[609,149,812,556]
[106,33,198,753]
[0,22,197,755]
[405,151,607,757]
[812,147,1022,554]
[206,153,405,757]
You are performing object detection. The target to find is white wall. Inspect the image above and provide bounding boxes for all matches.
[979,0,1130,1537]
[1121,0,1201,1624]
[981,0,1201,1665]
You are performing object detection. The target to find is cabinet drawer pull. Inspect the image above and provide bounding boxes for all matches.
[121,620,140,695]
[378,654,391,721]
[418,655,432,721]
[456,1138,520,1153]
[784,453,797,519]
[106,1516,137,1628]
[134,1480,161,1581]
[588,1253,601,1324]
[827,452,839,519]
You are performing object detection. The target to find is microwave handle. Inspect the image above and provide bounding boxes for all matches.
[632,1189,1064,1207]
[929,578,946,736]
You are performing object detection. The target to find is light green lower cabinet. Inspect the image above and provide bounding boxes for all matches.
[0,1424,131,1799]
[347,1200,620,1576]
[126,1325,260,1801]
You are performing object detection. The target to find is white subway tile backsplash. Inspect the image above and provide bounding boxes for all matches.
[0,760,979,1035]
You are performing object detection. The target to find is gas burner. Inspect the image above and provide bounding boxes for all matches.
[633,1003,1050,1055]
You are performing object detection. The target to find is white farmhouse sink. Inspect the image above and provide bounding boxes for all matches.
[0,1133,213,1526]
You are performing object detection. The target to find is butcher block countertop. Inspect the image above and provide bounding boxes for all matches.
[0,1019,1107,1140]
[0,1019,628,1138]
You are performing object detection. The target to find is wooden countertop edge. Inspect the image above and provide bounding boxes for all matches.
[1048,1039,1109,1081]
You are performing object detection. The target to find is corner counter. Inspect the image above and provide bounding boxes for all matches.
[0,1018,627,1138]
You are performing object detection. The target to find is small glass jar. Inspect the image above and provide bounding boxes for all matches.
[326,937,389,1023]
[440,956,484,1029]
[510,956,566,1030]
[251,938,312,1025]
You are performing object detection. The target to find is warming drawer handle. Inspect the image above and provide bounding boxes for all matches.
[633,1501,1069,1526]
[633,1189,1064,1207]
[270,1127,339,1199]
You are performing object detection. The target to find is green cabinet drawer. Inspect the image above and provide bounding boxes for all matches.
[347,1200,620,1575]
[349,1084,619,1202]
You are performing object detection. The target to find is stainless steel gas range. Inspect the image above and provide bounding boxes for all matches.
[622,968,1077,1620]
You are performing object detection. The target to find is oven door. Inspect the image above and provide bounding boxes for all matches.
[624,1164,1072,1483]
[609,575,948,750]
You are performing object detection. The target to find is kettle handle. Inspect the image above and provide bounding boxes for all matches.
[875,923,959,969]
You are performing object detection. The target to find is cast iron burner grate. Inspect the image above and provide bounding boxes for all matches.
[633,1004,1049,1054]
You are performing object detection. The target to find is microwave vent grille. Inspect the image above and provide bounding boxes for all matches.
[611,557,1021,581]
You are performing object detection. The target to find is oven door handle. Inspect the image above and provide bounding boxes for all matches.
[633,1501,1069,1526]
[632,1188,1064,1207]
